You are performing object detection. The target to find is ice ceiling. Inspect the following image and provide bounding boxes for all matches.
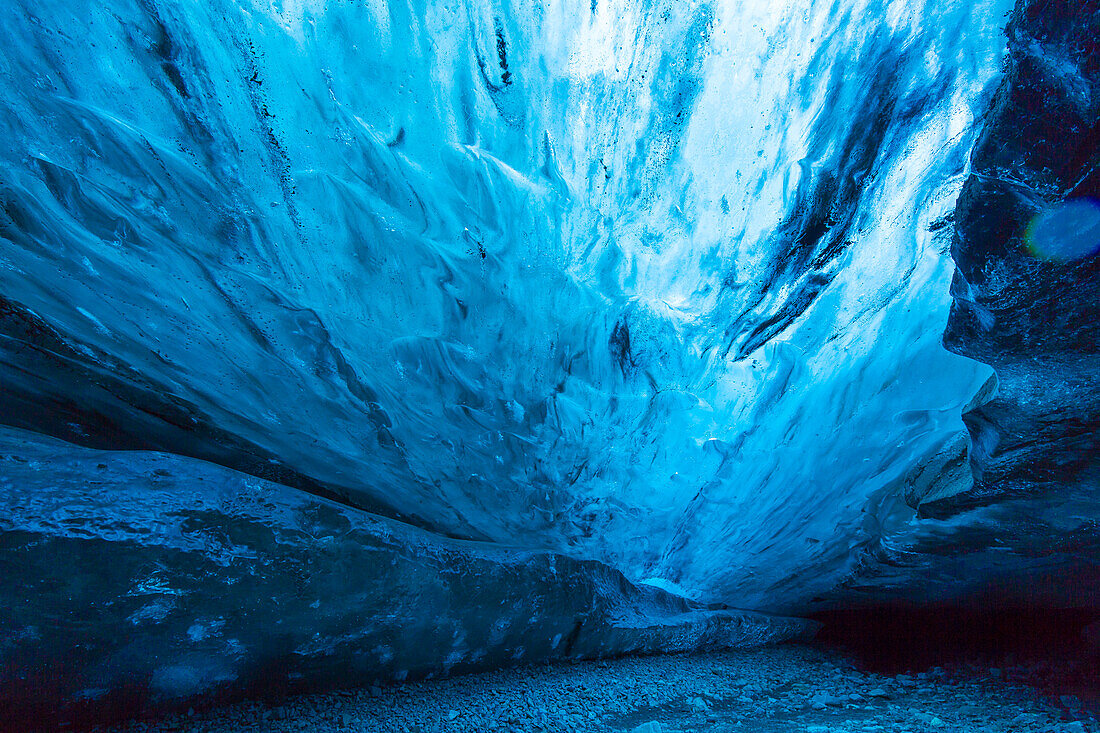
[0,0,1024,613]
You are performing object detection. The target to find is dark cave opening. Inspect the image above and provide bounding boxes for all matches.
[813,606,1100,720]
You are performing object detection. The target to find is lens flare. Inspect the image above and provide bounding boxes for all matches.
[1024,197,1100,262]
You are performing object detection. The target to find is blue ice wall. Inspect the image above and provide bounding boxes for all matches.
[0,0,1013,612]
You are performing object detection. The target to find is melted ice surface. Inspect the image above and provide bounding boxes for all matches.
[0,0,1011,610]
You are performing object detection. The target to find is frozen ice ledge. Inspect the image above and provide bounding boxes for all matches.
[0,427,816,727]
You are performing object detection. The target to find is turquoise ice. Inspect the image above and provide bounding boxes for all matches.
[0,0,1014,612]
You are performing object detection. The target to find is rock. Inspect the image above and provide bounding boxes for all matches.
[631,723,663,733]
[1060,694,1082,712]
[447,709,460,721]
[868,688,889,698]
[810,693,846,708]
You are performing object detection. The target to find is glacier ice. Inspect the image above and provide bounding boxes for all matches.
[1,0,1099,722]
[0,426,814,724]
[0,0,1013,609]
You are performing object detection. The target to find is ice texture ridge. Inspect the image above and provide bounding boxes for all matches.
[0,0,1018,611]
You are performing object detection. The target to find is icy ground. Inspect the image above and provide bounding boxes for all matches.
[98,644,1097,733]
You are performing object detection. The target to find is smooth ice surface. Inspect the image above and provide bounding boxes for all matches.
[0,426,815,725]
[0,0,1013,610]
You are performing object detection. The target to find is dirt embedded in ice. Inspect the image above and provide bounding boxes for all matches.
[96,644,1097,733]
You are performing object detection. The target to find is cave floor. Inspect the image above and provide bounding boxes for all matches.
[99,643,1096,733]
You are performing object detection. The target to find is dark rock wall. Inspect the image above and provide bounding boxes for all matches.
[942,0,1100,516]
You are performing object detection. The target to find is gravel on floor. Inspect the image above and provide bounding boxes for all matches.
[98,644,1098,733]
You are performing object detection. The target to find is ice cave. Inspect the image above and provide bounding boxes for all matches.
[0,0,1098,730]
